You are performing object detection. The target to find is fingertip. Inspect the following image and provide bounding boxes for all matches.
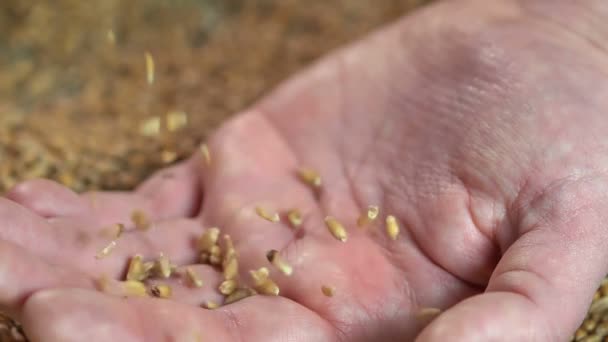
[5,179,88,218]
[22,288,141,342]
[415,292,553,342]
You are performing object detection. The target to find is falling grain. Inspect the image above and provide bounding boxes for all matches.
[324,216,348,242]
[106,30,116,45]
[144,52,155,85]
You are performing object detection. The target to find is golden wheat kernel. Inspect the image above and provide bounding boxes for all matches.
[204,301,220,309]
[126,255,146,281]
[386,215,400,241]
[584,318,598,332]
[591,297,608,316]
[166,110,188,132]
[357,205,379,227]
[287,209,303,228]
[199,143,211,166]
[324,216,348,242]
[224,287,257,305]
[144,52,155,85]
[223,234,237,261]
[297,168,322,188]
[161,150,178,164]
[266,250,293,276]
[594,291,601,303]
[595,321,608,335]
[197,227,220,253]
[95,240,117,259]
[255,278,280,296]
[321,285,335,297]
[574,328,587,340]
[123,280,148,297]
[255,206,280,223]
[219,279,238,295]
[250,267,270,286]
[415,307,442,321]
[140,116,161,136]
[131,210,150,231]
[157,253,172,278]
[106,30,116,44]
[209,245,222,265]
[150,284,172,299]
[186,267,204,288]
[223,254,239,280]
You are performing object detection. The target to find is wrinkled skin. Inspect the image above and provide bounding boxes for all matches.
[2,0,608,341]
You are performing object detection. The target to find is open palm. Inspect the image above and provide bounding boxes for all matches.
[3,1,608,341]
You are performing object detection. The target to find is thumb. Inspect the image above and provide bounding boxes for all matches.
[417,177,608,341]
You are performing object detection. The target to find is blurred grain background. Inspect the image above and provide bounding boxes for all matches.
[0,0,429,194]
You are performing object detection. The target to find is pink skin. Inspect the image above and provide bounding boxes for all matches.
[2,0,608,340]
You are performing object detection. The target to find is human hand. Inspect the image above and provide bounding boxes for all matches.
[4,0,608,340]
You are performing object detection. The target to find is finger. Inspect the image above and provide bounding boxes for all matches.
[417,179,608,341]
[5,179,88,218]
[0,239,92,318]
[82,158,203,227]
[61,218,209,279]
[21,288,335,342]
[200,113,317,271]
[0,198,81,259]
